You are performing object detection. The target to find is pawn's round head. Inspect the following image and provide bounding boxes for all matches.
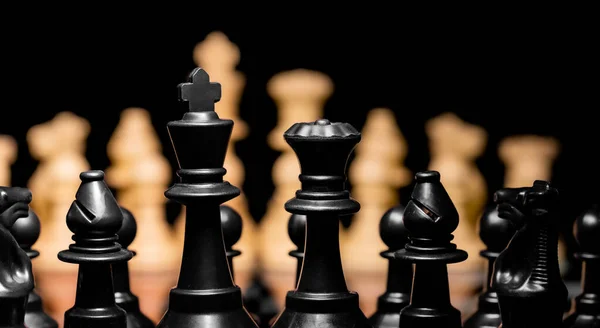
[379,205,408,250]
[479,205,516,253]
[574,204,600,255]
[221,205,242,249]
[288,214,307,248]
[9,208,41,256]
[117,207,137,248]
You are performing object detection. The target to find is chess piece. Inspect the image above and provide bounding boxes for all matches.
[9,208,58,328]
[27,112,90,324]
[395,171,468,328]
[157,68,257,328]
[369,204,412,328]
[270,119,371,328]
[343,107,411,316]
[58,171,133,328]
[0,186,33,328]
[243,275,279,328]
[463,205,517,328]
[190,31,257,289]
[563,204,600,327]
[288,213,306,285]
[114,207,155,328]
[498,135,560,188]
[259,69,332,308]
[492,180,568,327]
[221,205,242,275]
[426,112,487,310]
[0,135,17,186]
[106,107,179,322]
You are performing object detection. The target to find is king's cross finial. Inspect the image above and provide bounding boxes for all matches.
[177,67,221,112]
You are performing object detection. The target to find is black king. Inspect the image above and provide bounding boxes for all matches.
[271,119,371,328]
[157,68,257,328]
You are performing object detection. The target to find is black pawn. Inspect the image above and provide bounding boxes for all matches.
[395,171,468,328]
[369,204,412,328]
[9,208,58,328]
[221,205,242,277]
[288,213,307,286]
[158,67,257,328]
[463,205,516,328]
[58,170,133,328]
[270,119,371,328]
[563,204,600,327]
[0,186,34,328]
[114,207,154,328]
[492,180,567,328]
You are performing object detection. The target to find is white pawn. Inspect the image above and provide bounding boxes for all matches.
[187,31,257,289]
[259,69,333,308]
[27,112,91,326]
[498,135,559,188]
[106,107,179,324]
[342,108,411,317]
[0,134,17,186]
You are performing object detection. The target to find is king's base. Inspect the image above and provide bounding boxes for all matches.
[399,304,462,328]
[157,308,258,328]
[271,291,371,328]
[64,307,126,328]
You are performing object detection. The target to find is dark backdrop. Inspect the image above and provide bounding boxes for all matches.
[1,18,597,273]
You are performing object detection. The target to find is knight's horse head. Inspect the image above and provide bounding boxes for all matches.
[0,186,32,229]
[493,180,559,229]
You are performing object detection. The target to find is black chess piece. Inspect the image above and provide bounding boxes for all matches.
[243,274,279,328]
[563,204,600,328]
[221,205,242,276]
[288,213,307,285]
[157,67,257,328]
[492,180,568,328]
[369,204,412,328]
[9,208,58,328]
[395,171,468,328]
[114,207,155,328]
[463,205,516,328]
[270,119,371,328]
[0,186,33,328]
[58,171,133,328]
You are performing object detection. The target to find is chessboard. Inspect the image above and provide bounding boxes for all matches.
[0,28,598,328]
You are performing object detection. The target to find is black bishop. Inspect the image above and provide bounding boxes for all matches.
[58,170,133,328]
[270,118,371,328]
[157,67,257,328]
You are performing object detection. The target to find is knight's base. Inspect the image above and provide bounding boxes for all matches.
[271,291,371,328]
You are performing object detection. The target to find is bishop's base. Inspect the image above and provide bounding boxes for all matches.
[271,291,371,328]
[399,303,462,328]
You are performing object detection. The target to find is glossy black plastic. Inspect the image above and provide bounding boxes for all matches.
[221,205,242,275]
[288,213,306,285]
[9,208,58,328]
[57,171,133,328]
[491,180,568,328]
[563,204,600,328]
[158,67,257,328]
[369,204,412,328]
[395,171,467,328]
[271,119,371,328]
[464,205,516,328]
[0,186,33,328]
[114,207,154,328]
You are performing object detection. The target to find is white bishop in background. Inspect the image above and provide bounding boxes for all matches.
[27,112,91,326]
[341,108,411,316]
[259,69,333,309]
[106,107,179,324]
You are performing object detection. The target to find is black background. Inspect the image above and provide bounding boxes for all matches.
[0,17,597,269]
